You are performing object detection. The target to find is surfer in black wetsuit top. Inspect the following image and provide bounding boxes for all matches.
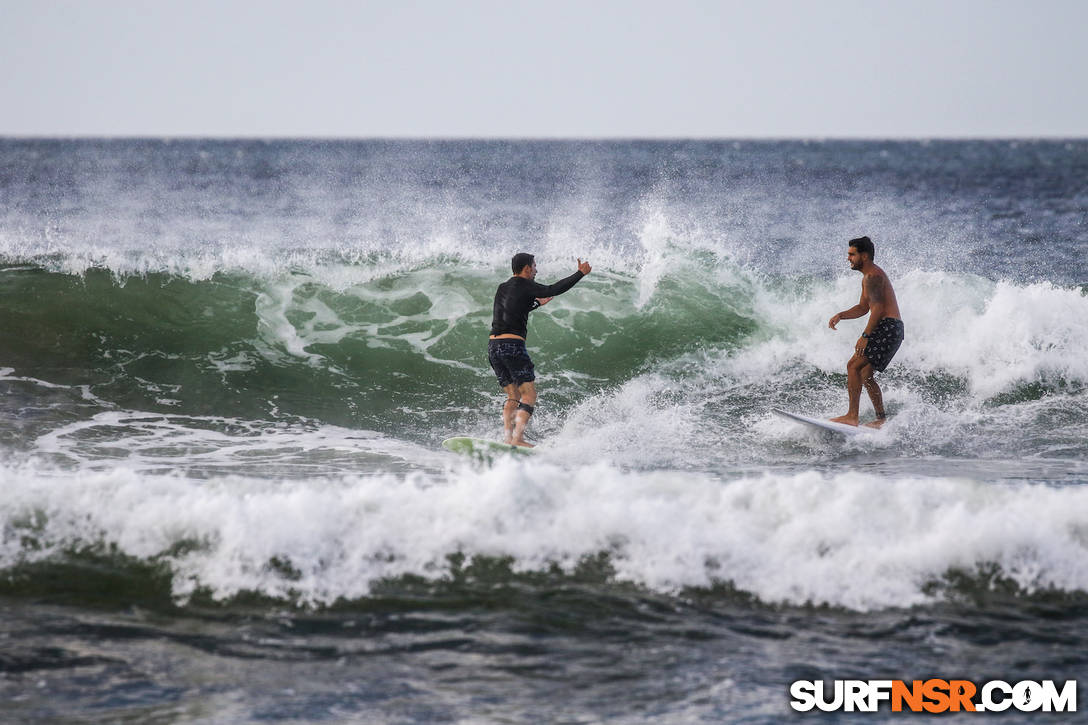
[489,252,592,447]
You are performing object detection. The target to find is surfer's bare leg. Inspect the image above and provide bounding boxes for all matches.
[501,384,520,443]
[511,381,537,447]
[862,373,886,428]
[830,354,869,426]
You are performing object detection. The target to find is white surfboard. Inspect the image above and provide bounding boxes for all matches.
[441,436,537,460]
[771,408,865,437]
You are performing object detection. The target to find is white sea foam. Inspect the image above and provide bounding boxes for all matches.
[727,269,1088,398]
[27,410,445,476]
[3,460,1086,610]
[540,262,1088,467]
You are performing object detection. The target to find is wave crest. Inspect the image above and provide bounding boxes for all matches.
[3,461,1087,611]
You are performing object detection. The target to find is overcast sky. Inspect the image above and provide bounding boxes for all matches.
[3,0,1086,138]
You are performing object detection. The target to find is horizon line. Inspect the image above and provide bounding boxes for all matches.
[3,133,1087,142]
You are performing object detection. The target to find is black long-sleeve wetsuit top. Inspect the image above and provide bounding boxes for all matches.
[489,271,585,339]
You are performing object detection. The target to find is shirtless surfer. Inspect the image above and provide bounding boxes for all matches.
[489,253,591,446]
[828,236,904,428]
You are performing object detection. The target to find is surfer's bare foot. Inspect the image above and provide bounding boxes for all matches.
[829,414,859,426]
[511,440,534,448]
[864,418,886,429]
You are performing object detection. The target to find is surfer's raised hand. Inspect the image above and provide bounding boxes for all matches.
[828,313,842,330]
[577,258,592,275]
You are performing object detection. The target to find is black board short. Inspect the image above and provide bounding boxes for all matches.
[863,317,904,372]
[488,338,536,387]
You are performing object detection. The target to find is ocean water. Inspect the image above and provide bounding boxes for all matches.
[1,139,1086,723]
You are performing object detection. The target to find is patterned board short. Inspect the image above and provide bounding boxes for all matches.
[863,317,905,372]
[488,339,536,387]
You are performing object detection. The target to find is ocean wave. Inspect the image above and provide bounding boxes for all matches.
[3,460,1087,611]
[3,250,1085,390]
[0,249,758,423]
[1,249,1085,463]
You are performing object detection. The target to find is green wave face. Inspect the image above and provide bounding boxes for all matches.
[0,253,760,437]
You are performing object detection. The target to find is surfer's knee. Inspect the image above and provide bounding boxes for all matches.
[516,401,535,417]
[517,384,537,404]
